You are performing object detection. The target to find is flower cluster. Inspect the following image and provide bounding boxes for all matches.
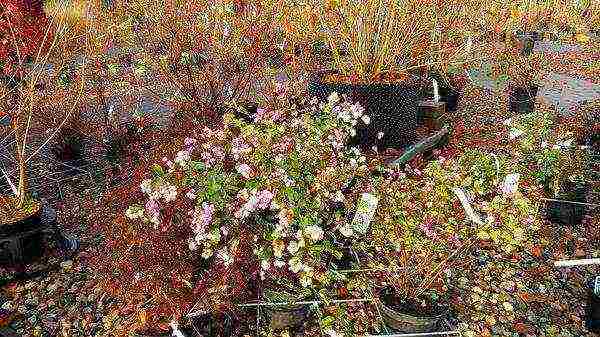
[124,92,368,290]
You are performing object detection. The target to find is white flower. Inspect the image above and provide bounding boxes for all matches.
[186,189,196,200]
[350,102,364,119]
[188,240,197,251]
[300,274,312,287]
[202,248,213,259]
[218,249,233,266]
[328,92,340,105]
[377,131,384,140]
[220,226,229,237]
[140,179,152,195]
[508,128,524,140]
[339,225,353,237]
[333,190,345,203]
[174,150,190,166]
[351,147,360,156]
[287,241,299,254]
[559,139,573,148]
[261,260,270,271]
[361,114,371,125]
[350,128,356,137]
[503,118,512,126]
[325,329,342,337]
[541,141,548,148]
[274,259,286,268]
[371,146,378,152]
[304,225,324,242]
[358,156,366,163]
[236,163,253,179]
[288,257,302,273]
[349,158,357,167]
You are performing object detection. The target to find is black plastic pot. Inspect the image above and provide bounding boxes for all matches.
[587,277,600,333]
[0,208,44,267]
[262,288,310,331]
[420,74,460,112]
[331,246,356,270]
[233,102,257,124]
[546,182,589,226]
[52,132,84,162]
[509,86,538,114]
[378,288,448,333]
[308,72,420,150]
[189,312,236,337]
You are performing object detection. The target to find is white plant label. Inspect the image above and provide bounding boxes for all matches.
[501,173,520,195]
[352,193,378,235]
[433,79,440,103]
[452,187,485,225]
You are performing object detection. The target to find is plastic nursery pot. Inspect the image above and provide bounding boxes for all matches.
[52,131,84,162]
[378,287,448,333]
[330,245,357,271]
[509,86,538,114]
[261,288,311,331]
[307,71,420,150]
[233,102,257,124]
[189,312,237,337]
[546,182,590,226]
[587,277,600,333]
[0,203,45,267]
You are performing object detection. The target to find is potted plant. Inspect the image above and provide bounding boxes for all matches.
[300,0,444,151]
[120,93,370,333]
[369,151,541,333]
[502,49,544,114]
[546,174,590,226]
[52,128,84,163]
[0,1,89,265]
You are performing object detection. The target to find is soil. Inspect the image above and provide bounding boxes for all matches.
[380,287,447,318]
[0,196,40,226]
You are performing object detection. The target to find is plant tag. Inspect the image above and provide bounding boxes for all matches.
[433,79,440,103]
[501,173,520,195]
[595,276,600,296]
[452,188,485,225]
[351,193,378,235]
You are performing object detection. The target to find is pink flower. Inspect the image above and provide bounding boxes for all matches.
[202,202,215,227]
[145,199,160,219]
[256,190,274,210]
[236,163,253,179]
[184,137,197,150]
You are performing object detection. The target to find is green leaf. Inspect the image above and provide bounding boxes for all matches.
[152,164,164,177]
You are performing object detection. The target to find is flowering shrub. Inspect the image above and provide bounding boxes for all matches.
[370,148,541,299]
[125,93,372,294]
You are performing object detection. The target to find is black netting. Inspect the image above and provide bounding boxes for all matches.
[308,74,421,150]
